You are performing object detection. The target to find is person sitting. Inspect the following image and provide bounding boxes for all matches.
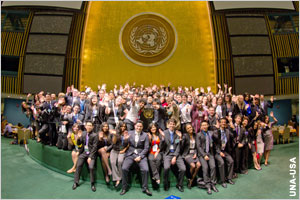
[66,123,82,173]
[120,120,152,196]
[162,119,186,192]
[4,123,13,138]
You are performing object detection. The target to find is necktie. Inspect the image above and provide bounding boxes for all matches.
[86,133,89,146]
[204,132,209,153]
[221,130,227,149]
[80,101,84,112]
[85,133,90,154]
[170,132,174,144]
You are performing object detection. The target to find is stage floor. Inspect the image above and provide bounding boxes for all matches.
[1,136,299,199]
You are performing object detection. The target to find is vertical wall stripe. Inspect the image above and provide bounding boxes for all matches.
[64,2,88,91]
[1,12,33,94]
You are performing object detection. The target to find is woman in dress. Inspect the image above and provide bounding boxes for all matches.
[182,123,201,189]
[263,111,278,166]
[98,122,112,183]
[256,121,265,168]
[66,123,82,173]
[191,100,208,133]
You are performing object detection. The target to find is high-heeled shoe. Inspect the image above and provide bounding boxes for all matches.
[105,175,110,184]
[115,180,120,188]
[67,168,75,174]
[187,179,192,189]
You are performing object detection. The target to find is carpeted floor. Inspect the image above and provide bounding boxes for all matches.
[1,136,299,199]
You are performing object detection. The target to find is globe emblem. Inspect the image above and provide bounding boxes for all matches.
[120,13,177,66]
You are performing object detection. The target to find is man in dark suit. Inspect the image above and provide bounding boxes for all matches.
[260,94,274,116]
[153,99,166,131]
[162,119,186,192]
[196,121,218,195]
[72,121,98,192]
[232,114,246,175]
[213,118,235,188]
[120,120,152,196]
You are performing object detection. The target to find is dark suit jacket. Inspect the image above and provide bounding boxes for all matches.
[213,129,234,154]
[261,100,273,116]
[84,105,106,124]
[196,130,215,158]
[124,130,149,159]
[77,131,99,159]
[232,104,247,119]
[153,105,166,131]
[162,129,181,158]
[181,133,197,157]
[232,125,246,146]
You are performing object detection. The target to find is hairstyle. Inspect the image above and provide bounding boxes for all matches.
[100,122,109,133]
[167,118,177,124]
[148,122,159,134]
[135,120,144,126]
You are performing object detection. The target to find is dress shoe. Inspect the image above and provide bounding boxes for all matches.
[241,170,248,175]
[91,184,96,192]
[176,185,184,192]
[211,185,219,192]
[120,189,127,195]
[72,183,78,190]
[221,182,227,188]
[207,187,212,195]
[164,185,169,191]
[227,179,235,185]
[232,173,238,179]
[143,189,152,196]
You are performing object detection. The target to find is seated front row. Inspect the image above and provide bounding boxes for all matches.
[69,117,260,195]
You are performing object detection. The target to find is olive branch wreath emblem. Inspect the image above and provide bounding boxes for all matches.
[130,26,167,55]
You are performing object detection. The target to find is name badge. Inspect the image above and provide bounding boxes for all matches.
[84,145,89,154]
[61,125,67,133]
[152,144,158,152]
[134,149,138,154]
[198,111,203,117]
[189,149,195,154]
[221,142,226,150]
[170,145,174,150]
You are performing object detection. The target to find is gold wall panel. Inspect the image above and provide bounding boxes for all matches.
[81,1,216,92]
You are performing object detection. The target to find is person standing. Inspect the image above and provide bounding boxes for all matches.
[263,112,278,166]
[196,121,218,195]
[72,121,98,192]
[213,118,235,188]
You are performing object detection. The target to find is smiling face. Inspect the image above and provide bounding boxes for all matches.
[150,124,157,134]
[185,124,193,134]
[135,122,143,133]
[85,122,94,133]
[201,122,209,132]
[102,123,109,132]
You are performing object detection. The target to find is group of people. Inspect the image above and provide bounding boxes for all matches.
[21,83,278,195]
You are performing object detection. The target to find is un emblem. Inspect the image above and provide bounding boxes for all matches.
[119,12,177,66]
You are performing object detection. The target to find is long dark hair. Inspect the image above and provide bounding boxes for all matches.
[148,122,159,135]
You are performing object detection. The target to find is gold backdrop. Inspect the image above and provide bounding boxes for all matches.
[80,1,216,92]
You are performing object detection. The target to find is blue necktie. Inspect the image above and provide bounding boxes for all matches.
[221,130,227,149]
[170,131,174,152]
[204,131,209,153]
